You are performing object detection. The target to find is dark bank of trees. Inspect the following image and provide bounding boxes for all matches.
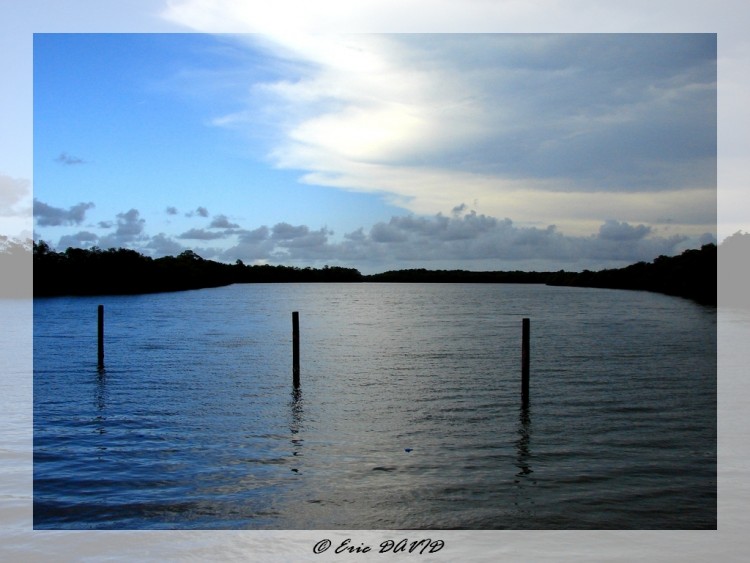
[368,244,717,305]
[26,239,717,305]
[365,269,550,284]
[545,243,716,305]
[32,241,362,297]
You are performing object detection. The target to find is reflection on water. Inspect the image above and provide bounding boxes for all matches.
[93,369,107,452]
[515,405,532,480]
[290,388,303,474]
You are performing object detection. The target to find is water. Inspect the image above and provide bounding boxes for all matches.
[32,283,716,530]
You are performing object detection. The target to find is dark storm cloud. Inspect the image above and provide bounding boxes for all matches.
[33,198,95,226]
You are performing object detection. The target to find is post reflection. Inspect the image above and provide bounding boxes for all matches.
[94,369,106,421]
[289,388,304,473]
[514,403,533,480]
[93,368,108,458]
[511,402,537,524]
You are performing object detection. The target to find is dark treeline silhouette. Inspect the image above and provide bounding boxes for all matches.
[546,243,716,305]
[23,239,718,304]
[366,268,551,284]
[368,244,717,305]
[33,241,362,296]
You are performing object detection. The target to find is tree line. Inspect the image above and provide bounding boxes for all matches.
[368,243,717,305]
[31,241,363,296]
[0,238,721,305]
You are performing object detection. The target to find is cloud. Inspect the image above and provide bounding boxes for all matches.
[271,222,311,240]
[166,206,178,215]
[55,152,86,165]
[239,226,270,242]
[370,221,407,243]
[214,207,702,272]
[197,33,716,237]
[269,222,333,258]
[209,214,240,229]
[115,209,145,237]
[331,208,696,270]
[58,231,98,249]
[598,219,651,241]
[146,233,187,257]
[36,200,711,273]
[97,209,146,248]
[185,206,210,217]
[178,228,227,240]
[33,198,95,226]
[221,226,274,261]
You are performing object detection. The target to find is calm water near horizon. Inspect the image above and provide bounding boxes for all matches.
[33,283,716,529]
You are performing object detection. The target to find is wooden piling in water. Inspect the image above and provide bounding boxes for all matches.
[98,304,104,369]
[521,317,530,402]
[292,311,300,387]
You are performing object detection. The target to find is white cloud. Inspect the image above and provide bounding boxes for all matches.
[194,33,716,240]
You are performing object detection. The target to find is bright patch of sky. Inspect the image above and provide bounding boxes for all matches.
[33,32,717,272]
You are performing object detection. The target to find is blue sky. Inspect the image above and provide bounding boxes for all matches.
[33,32,717,273]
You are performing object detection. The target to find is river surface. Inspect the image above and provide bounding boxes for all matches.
[32,283,716,529]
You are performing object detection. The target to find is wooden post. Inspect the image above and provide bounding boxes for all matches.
[292,311,300,387]
[98,304,104,369]
[521,317,530,403]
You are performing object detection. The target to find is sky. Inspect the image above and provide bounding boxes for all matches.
[32,31,717,273]
[32,32,717,273]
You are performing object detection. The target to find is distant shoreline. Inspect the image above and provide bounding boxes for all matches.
[27,241,717,306]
